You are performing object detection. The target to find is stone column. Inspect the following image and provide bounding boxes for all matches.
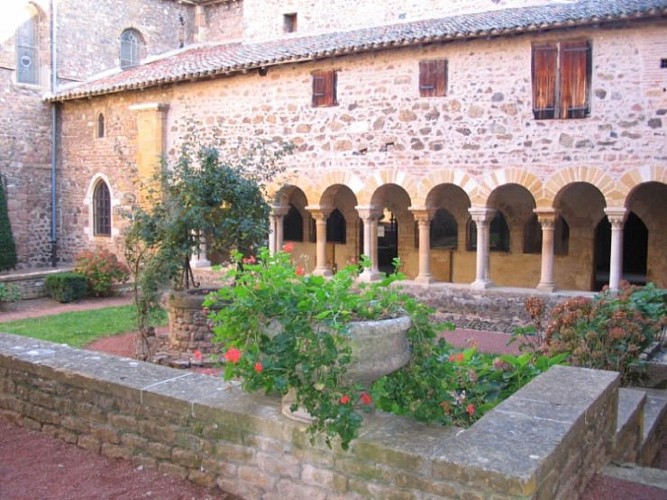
[469,207,495,290]
[605,207,627,292]
[409,207,435,284]
[269,205,289,255]
[535,209,557,292]
[307,206,332,276]
[356,205,383,282]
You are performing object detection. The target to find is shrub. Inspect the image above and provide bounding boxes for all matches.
[513,282,665,385]
[74,248,129,297]
[45,273,88,303]
[0,175,18,271]
[0,282,21,303]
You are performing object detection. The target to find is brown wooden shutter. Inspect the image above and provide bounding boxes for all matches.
[419,60,446,97]
[532,44,557,119]
[312,73,325,106]
[435,59,447,97]
[559,41,590,119]
[312,70,336,106]
[419,61,434,97]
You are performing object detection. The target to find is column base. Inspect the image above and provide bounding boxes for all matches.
[358,269,384,282]
[470,279,494,290]
[312,267,333,277]
[536,282,556,293]
[190,258,211,269]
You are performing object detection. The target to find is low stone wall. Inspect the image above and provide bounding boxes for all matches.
[0,333,619,499]
[0,268,73,299]
[402,282,594,333]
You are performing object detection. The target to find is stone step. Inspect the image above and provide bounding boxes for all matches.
[600,463,667,491]
[614,388,647,463]
[639,388,667,466]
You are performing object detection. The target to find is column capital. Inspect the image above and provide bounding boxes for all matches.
[355,205,382,220]
[409,206,436,222]
[468,207,495,223]
[533,208,559,225]
[604,207,627,227]
[271,205,290,217]
[306,205,333,220]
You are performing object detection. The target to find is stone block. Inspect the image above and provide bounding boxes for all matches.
[171,447,201,468]
[101,443,133,460]
[158,461,189,479]
[78,434,101,453]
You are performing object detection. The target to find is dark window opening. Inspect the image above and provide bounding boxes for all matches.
[283,204,303,242]
[419,59,447,97]
[430,209,458,249]
[312,70,337,107]
[327,209,346,244]
[284,13,297,33]
[532,40,591,120]
[467,211,510,252]
[97,113,105,138]
[93,181,111,237]
[660,58,667,69]
[17,13,38,84]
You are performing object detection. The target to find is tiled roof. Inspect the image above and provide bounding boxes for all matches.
[48,0,667,102]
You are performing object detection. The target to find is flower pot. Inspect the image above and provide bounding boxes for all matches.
[281,314,412,423]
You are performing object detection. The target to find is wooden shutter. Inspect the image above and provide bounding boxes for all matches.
[559,41,590,119]
[532,44,557,119]
[312,70,336,107]
[419,60,447,97]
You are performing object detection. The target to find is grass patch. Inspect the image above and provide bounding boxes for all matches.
[0,305,167,348]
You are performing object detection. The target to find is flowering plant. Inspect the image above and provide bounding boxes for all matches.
[205,245,433,450]
[74,247,129,297]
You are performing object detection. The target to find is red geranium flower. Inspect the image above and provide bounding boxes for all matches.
[448,354,455,362]
[339,394,351,405]
[192,349,202,361]
[466,403,475,416]
[456,353,464,363]
[282,242,294,253]
[359,392,373,405]
[295,266,305,276]
[224,348,242,364]
[254,362,263,373]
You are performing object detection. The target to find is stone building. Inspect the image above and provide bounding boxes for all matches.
[5,0,667,293]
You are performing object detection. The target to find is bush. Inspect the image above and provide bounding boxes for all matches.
[74,248,129,297]
[0,282,21,303]
[0,176,18,272]
[45,273,88,303]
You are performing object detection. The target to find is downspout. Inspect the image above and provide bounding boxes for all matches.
[49,0,58,267]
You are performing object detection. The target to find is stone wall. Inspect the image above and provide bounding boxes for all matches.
[0,333,620,499]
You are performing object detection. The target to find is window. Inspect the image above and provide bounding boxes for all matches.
[283,204,303,242]
[419,59,447,97]
[532,40,591,119]
[326,209,346,244]
[467,211,510,252]
[16,12,38,84]
[312,70,337,107]
[97,113,105,138]
[284,13,297,33]
[120,29,141,69]
[430,209,458,249]
[93,181,111,236]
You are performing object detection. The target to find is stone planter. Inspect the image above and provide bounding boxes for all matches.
[166,288,221,354]
[281,315,412,422]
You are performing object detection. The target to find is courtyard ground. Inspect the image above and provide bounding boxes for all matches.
[0,293,665,499]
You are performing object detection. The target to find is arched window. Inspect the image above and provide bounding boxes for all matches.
[93,181,111,236]
[523,214,569,255]
[467,211,510,252]
[327,209,346,243]
[120,29,141,69]
[283,204,303,242]
[97,113,105,138]
[17,10,38,84]
[430,209,458,249]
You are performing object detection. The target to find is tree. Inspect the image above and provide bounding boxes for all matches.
[123,133,292,357]
[0,175,18,271]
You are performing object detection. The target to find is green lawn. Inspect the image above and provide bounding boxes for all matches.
[0,305,166,348]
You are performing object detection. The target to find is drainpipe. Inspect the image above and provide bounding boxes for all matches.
[49,0,58,267]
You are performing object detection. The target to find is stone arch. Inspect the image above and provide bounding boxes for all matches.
[415,169,479,207]
[618,166,667,203]
[356,169,420,206]
[472,168,543,207]
[544,166,617,208]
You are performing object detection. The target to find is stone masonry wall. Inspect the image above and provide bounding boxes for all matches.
[0,333,620,499]
[55,21,667,288]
